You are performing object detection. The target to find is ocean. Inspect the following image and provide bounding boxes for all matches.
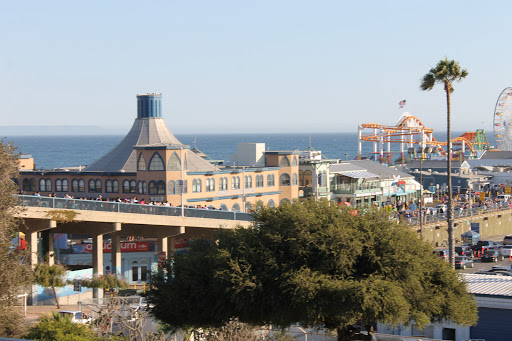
[5,131,482,170]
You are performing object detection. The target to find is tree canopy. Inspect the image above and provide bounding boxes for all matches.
[0,140,33,337]
[147,200,477,341]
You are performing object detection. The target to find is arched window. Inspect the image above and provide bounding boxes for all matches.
[231,176,240,190]
[268,199,275,208]
[168,180,175,195]
[112,180,119,193]
[192,179,202,193]
[279,156,290,167]
[46,179,52,192]
[280,174,291,186]
[72,179,79,192]
[292,156,298,167]
[88,179,96,192]
[220,204,228,211]
[149,181,157,195]
[256,200,264,209]
[130,180,137,193]
[292,173,298,186]
[123,180,130,193]
[256,175,264,188]
[23,178,30,192]
[245,202,253,212]
[206,178,215,192]
[148,152,165,171]
[95,179,102,192]
[106,180,113,193]
[62,179,69,192]
[304,170,312,187]
[138,181,144,194]
[280,198,291,205]
[174,181,180,194]
[39,179,46,192]
[167,152,181,171]
[157,181,165,195]
[267,174,275,187]
[137,154,146,171]
[299,170,304,186]
[78,179,85,192]
[245,175,252,188]
[56,179,62,192]
[232,203,241,211]
[30,178,36,192]
[219,177,228,191]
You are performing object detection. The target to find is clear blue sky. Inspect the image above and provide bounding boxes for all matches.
[1,1,510,134]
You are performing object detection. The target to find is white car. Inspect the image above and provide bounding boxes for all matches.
[501,245,512,257]
[58,310,92,324]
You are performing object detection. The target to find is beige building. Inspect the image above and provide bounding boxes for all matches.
[18,94,299,210]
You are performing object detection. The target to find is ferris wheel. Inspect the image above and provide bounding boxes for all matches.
[494,87,512,150]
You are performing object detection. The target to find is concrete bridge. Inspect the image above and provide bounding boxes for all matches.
[16,195,252,296]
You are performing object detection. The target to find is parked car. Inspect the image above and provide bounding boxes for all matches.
[481,250,504,262]
[471,240,497,253]
[455,256,473,270]
[501,245,512,257]
[503,235,512,246]
[58,311,92,324]
[434,249,449,261]
[455,245,474,259]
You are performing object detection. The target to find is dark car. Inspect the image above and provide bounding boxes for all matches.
[455,245,473,259]
[481,250,504,262]
[455,256,473,270]
[471,240,497,253]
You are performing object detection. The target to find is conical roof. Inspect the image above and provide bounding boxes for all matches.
[84,94,216,173]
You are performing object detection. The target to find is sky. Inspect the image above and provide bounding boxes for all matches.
[1,1,511,135]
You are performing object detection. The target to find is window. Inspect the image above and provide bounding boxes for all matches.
[280,174,291,186]
[299,170,304,186]
[318,173,323,186]
[167,152,181,171]
[168,180,175,195]
[219,177,228,191]
[137,154,146,171]
[140,261,148,282]
[267,174,275,187]
[192,179,202,193]
[130,180,137,193]
[131,261,139,282]
[268,199,275,208]
[123,180,130,193]
[138,181,144,194]
[206,178,215,192]
[157,181,165,195]
[39,179,46,192]
[56,179,62,192]
[256,175,264,188]
[220,204,228,211]
[23,178,36,192]
[106,180,113,193]
[231,176,240,190]
[149,181,157,195]
[78,179,85,192]
[292,173,298,186]
[95,179,102,192]
[245,202,253,211]
[245,175,252,188]
[304,170,312,187]
[232,203,241,211]
[112,180,119,193]
[89,179,96,192]
[72,179,79,192]
[148,152,165,171]
[279,156,290,167]
[292,156,298,167]
[62,179,68,192]
[280,198,291,205]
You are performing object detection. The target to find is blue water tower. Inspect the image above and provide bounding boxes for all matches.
[137,93,162,118]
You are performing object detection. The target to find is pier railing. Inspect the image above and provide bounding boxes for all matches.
[17,195,253,222]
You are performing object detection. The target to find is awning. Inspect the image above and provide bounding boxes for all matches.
[336,170,379,179]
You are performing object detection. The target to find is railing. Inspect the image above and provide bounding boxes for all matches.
[405,202,512,226]
[16,195,253,222]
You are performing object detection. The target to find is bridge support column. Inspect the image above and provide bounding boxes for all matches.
[111,232,122,276]
[92,233,104,299]
[48,232,55,266]
[26,231,39,269]
[156,226,186,259]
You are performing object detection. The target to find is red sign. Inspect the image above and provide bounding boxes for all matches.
[72,242,150,253]
[174,238,188,249]
[158,251,166,261]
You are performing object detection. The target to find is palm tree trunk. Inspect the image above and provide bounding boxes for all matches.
[446,84,455,268]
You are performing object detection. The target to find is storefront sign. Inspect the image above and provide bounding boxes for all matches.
[174,238,188,249]
[72,242,150,254]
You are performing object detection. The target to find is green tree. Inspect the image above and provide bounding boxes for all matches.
[0,140,33,337]
[80,273,130,291]
[420,58,468,267]
[34,263,67,309]
[147,200,477,341]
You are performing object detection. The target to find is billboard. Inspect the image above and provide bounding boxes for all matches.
[72,242,150,254]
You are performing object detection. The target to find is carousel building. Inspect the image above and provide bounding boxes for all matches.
[18,93,299,210]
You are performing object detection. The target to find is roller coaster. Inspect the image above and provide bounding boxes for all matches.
[357,113,490,161]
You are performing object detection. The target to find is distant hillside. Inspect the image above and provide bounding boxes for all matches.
[0,125,128,136]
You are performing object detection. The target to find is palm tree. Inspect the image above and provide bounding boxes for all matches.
[420,58,468,267]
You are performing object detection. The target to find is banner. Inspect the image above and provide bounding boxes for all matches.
[72,242,150,254]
